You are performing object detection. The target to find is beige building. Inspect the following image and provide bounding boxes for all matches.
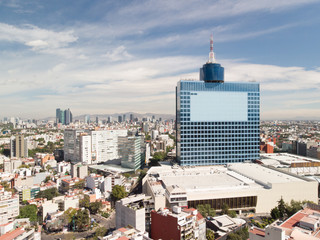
[143,163,318,214]
[10,135,28,158]
[0,187,19,224]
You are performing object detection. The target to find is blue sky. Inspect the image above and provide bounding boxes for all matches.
[1,0,320,120]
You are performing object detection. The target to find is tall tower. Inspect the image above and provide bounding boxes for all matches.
[176,36,260,166]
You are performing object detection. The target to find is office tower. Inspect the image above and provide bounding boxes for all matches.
[84,115,90,124]
[130,114,134,122]
[118,116,122,123]
[64,108,72,125]
[176,35,260,166]
[123,114,126,122]
[108,116,112,123]
[96,116,99,125]
[10,135,28,158]
[118,136,142,170]
[56,108,72,125]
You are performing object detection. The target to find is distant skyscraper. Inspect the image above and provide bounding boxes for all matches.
[130,114,134,122]
[176,35,260,166]
[123,114,126,122]
[108,116,112,123]
[96,116,99,125]
[118,116,122,123]
[84,115,90,124]
[56,108,72,125]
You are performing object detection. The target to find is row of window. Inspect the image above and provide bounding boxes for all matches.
[181,130,259,133]
[180,143,259,147]
[180,138,259,143]
[180,121,259,125]
[181,150,258,155]
[180,154,259,160]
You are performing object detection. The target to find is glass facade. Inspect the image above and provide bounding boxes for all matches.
[176,81,260,166]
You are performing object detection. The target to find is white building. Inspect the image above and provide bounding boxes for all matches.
[143,163,318,214]
[116,194,152,232]
[0,187,19,224]
[64,129,127,164]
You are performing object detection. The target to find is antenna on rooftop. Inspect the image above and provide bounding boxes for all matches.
[208,34,216,63]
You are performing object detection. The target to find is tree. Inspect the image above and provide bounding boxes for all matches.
[228,210,237,218]
[94,227,107,238]
[221,203,230,215]
[79,195,90,209]
[44,176,51,183]
[36,188,60,200]
[197,204,216,218]
[89,201,102,215]
[278,197,286,218]
[17,205,38,222]
[270,207,280,220]
[111,185,127,202]
[206,229,215,240]
[73,179,85,189]
[74,209,90,231]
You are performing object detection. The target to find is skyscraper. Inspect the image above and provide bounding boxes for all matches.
[56,108,72,125]
[176,35,260,166]
[10,135,28,158]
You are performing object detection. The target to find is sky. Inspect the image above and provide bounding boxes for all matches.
[1,0,320,120]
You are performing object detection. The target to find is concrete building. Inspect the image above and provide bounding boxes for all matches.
[143,163,318,214]
[64,129,128,164]
[101,227,151,240]
[151,206,206,240]
[71,163,88,179]
[0,187,19,225]
[116,194,153,232]
[118,136,142,171]
[250,203,320,240]
[176,36,259,166]
[10,135,28,158]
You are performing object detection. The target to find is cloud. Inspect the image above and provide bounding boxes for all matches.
[104,46,133,62]
[0,23,78,52]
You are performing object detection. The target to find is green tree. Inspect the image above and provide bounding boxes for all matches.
[228,210,237,218]
[270,207,280,220]
[197,204,216,218]
[79,195,90,209]
[206,229,215,240]
[89,201,102,215]
[35,188,60,200]
[73,179,85,189]
[17,204,38,222]
[94,227,107,238]
[74,209,90,231]
[221,203,230,215]
[278,197,286,218]
[111,185,127,202]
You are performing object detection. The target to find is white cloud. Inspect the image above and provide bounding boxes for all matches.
[0,23,78,52]
[104,46,133,62]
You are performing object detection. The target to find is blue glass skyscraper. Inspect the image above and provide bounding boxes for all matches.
[176,36,260,166]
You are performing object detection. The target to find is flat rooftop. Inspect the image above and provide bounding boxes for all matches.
[261,153,320,165]
[146,163,308,198]
[89,164,133,173]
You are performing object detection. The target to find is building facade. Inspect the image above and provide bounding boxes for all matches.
[118,136,142,171]
[176,37,260,166]
[10,135,28,158]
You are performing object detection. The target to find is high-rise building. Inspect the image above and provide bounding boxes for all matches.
[84,115,90,124]
[10,135,28,158]
[130,114,134,122]
[56,108,72,125]
[118,116,122,123]
[176,35,260,166]
[108,116,112,123]
[64,129,128,164]
[123,114,126,122]
[118,136,142,170]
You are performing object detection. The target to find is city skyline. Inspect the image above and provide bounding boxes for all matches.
[1,0,320,120]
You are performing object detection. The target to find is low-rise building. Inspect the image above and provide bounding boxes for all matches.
[116,194,153,232]
[250,203,320,240]
[151,206,206,240]
[0,186,19,225]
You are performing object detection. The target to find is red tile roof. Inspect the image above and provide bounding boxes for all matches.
[250,228,266,237]
[0,228,25,240]
[117,237,129,240]
[280,212,305,229]
[118,227,127,233]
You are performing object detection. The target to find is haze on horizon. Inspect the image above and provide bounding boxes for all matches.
[1,0,320,120]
